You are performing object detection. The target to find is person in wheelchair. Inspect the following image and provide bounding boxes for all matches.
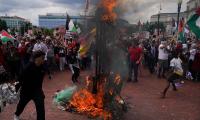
[161,52,183,98]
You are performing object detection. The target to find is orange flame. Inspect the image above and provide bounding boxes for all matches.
[101,0,117,22]
[69,77,112,119]
[114,74,121,85]
[68,74,122,119]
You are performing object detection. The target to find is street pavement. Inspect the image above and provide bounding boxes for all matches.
[0,68,200,120]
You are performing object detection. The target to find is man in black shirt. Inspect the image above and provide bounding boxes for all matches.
[14,51,46,120]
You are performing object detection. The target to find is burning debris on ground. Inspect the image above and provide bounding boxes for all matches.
[54,0,129,119]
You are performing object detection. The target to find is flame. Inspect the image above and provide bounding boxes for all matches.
[114,74,121,85]
[101,0,117,22]
[69,77,112,120]
[68,74,122,119]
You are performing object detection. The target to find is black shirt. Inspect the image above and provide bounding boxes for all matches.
[19,62,45,94]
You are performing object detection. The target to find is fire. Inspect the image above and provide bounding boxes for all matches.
[69,89,103,117]
[69,77,112,119]
[68,74,123,119]
[101,0,117,22]
[114,74,121,85]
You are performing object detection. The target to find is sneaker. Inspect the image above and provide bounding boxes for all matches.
[14,114,20,120]
[175,83,181,87]
[181,81,184,84]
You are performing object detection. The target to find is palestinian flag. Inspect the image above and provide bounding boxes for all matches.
[187,8,200,38]
[68,20,81,34]
[178,18,185,43]
[0,30,14,43]
[68,20,76,32]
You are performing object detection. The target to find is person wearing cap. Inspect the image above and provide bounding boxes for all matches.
[14,51,46,120]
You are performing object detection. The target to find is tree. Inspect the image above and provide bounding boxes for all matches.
[10,28,16,36]
[41,28,54,37]
[19,22,32,36]
[0,19,8,31]
[24,22,32,32]
[146,22,165,35]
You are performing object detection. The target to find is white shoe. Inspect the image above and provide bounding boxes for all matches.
[14,114,20,120]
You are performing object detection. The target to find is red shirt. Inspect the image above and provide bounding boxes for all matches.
[129,47,142,62]
[18,46,27,58]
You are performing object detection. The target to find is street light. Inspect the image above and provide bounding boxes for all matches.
[177,0,183,30]
[157,3,162,36]
[157,11,160,36]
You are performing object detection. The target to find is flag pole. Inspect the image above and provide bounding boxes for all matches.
[85,0,89,31]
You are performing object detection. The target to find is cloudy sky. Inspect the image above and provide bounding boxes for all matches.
[0,0,189,25]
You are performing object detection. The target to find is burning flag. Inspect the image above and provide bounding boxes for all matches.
[79,28,96,58]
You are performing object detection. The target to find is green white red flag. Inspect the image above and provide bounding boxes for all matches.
[187,8,200,38]
[0,30,14,43]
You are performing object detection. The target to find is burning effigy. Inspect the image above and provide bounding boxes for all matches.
[54,74,127,120]
[54,0,128,119]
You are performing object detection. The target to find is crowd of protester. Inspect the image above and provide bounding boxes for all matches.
[142,36,200,81]
[126,35,200,97]
[0,33,91,84]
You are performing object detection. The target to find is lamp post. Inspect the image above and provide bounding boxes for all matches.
[177,0,182,30]
[157,3,162,36]
[157,11,160,36]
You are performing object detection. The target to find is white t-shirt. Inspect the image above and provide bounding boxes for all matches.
[40,42,48,54]
[158,44,169,60]
[189,49,196,61]
[32,43,41,52]
[170,58,183,75]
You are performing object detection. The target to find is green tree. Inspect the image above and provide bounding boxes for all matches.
[10,28,16,36]
[146,22,165,35]
[24,22,32,32]
[41,28,54,37]
[0,19,8,31]
[127,25,138,35]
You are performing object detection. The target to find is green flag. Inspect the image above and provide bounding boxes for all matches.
[187,8,200,38]
[71,26,77,33]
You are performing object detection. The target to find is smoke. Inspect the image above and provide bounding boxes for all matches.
[89,0,161,23]
[117,0,189,23]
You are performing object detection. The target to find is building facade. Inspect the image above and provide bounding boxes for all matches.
[186,0,200,19]
[39,13,92,29]
[150,12,187,35]
[150,12,187,25]
[0,16,30,29]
